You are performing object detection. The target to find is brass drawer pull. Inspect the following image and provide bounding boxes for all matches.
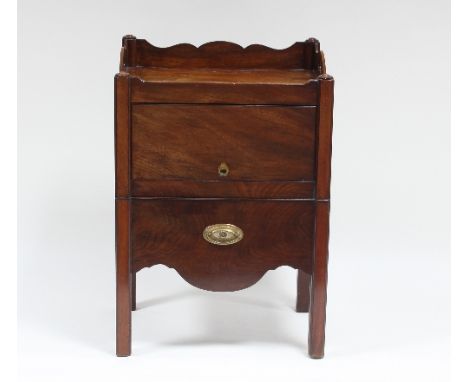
[203,224,243,245]
[218,162,229,177]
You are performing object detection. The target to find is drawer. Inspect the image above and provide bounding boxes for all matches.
[131,105,316,197]
[131,199,315,291]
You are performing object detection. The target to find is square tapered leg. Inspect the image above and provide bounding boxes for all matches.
[308,202,329,359]
[131,270,136,311]
[296,270,311,312]
[116,200,131,356]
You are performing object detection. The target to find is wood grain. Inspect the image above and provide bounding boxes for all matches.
[132,105,316,184]
[131,199,315,291]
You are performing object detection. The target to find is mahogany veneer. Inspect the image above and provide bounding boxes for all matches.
[115,35,334,358]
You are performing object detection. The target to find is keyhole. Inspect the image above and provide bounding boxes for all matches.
[218,162,229,177]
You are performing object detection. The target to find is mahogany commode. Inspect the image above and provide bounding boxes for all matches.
[114,35,334,358]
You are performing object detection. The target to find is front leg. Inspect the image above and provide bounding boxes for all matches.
[308,202,330,359]
[116,199,132,356]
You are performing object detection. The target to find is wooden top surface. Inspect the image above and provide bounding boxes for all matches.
[124,67,319,85]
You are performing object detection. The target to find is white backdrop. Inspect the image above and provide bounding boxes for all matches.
[18,0,450,381]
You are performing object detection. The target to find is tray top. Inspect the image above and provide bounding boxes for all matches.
[117,36,328,105]
[124,67,319,85]
[119,36,325,73]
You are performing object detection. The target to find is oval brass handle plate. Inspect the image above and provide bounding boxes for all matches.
[203,224,244,246]
[218,162,229,177]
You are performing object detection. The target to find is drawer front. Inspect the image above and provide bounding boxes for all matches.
[131,105,316,197]
[131,199,315,291]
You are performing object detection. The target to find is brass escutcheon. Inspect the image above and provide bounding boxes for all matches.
[218,162,229,177]
[203,224,243,245]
